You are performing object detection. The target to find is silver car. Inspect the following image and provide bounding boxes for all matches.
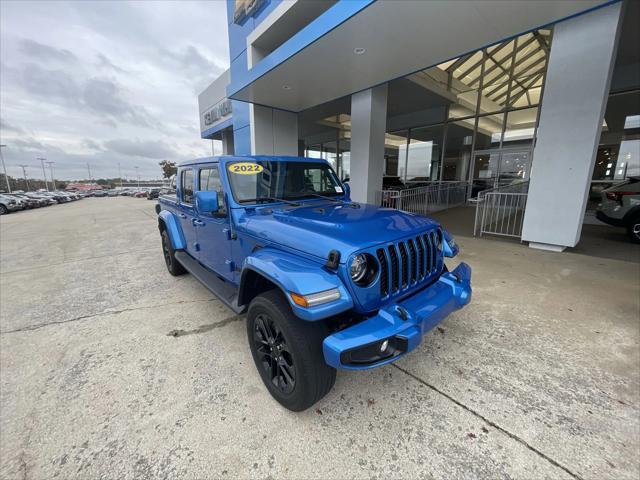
[596,177,640,243]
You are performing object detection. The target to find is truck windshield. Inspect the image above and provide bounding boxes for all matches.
[226,160,343,204]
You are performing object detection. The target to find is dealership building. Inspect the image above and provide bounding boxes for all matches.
[198,0,639,252]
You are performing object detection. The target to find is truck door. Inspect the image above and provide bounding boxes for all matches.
[195,166,234,281]
[177,167,199,258]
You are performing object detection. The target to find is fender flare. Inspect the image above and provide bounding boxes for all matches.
[240,248,353,321]
[158,210,186,250]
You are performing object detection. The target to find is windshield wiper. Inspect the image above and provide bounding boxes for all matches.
[291,193,360,208]
[253,196,300,206]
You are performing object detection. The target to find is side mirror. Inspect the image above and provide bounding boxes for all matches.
[195,190,219,214]
[343,182,351,200]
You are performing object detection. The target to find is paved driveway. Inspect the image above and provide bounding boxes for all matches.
[1,197,638,479]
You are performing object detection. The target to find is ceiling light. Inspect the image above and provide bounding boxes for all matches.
[353,47,366,55]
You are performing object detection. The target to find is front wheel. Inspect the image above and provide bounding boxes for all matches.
[0,205,7,215]
[161,229,186,276]
[247,290,336,411]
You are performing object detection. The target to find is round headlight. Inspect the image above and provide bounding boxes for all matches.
[350,254,368,282]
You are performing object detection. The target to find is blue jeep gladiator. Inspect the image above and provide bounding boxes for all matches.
[156,156,471,411]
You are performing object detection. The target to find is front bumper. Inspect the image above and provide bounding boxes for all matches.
[323,262,472,369]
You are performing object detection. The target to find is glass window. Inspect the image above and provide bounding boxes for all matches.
[594,90,640,180]
[199,167,221,191]
[475,113,505,150]
[385,130,408,180]
[181,169,194,204]
[227,160,342,203]
[323,141,338,171]
[443,120,474,180]
[402,126,444,183]
[502,107,538,147]
[199,167,225,211]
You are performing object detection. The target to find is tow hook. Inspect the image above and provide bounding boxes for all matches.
[396,306,409,321]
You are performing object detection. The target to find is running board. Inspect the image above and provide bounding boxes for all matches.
[174,251,245,314]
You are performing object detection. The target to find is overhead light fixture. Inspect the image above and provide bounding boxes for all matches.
[353,47,366,55]
[282,85,292,90]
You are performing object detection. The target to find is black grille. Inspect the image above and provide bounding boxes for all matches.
[407,239,417,284]
[398,242,408,288]
[388,245,399,293]
[376,248,388,297]
[374,229,441,299]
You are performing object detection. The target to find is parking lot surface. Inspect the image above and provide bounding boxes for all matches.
[1,197,638,479]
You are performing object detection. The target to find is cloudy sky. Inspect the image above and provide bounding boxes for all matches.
[0,0,229,181]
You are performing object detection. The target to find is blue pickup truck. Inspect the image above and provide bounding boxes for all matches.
[156,156,472,411]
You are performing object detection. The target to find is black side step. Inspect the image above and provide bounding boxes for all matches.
[174,251,245,314]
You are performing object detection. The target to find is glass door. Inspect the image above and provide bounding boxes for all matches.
[470,148,531,197]
[470,151,500,197]
[497,149,532,187]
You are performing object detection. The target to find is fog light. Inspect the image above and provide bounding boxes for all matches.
[380,340,389,352]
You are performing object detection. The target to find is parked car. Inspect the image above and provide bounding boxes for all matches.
[25,192,57,206]
[0,194,21,214]
[382,175,407,190]
[93,190,108,197]
[6,194,39,209]
[596,176,640,243]
[147,188,161,200]
[134,190,148,198]
[157,156,471,411]
[107,190,119,197]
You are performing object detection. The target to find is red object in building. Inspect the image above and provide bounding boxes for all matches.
[65,183,104,191]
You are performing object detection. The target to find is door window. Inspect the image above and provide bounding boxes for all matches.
[199,167,225,212]
[181,169,194,204]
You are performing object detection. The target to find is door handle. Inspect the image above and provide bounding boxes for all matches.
[192,219,205,227]
[177,213,187,219]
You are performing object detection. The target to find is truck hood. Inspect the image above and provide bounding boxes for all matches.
[237,201,439,262]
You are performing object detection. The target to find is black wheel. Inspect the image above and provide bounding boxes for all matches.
[627,214,640,244]
[0,205,7,215]
[247,290,336,411]
[161,229,186,276]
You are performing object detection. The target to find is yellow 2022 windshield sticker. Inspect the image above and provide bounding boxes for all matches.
[228,162,264,174]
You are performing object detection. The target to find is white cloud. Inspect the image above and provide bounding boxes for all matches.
[0,0,228,181]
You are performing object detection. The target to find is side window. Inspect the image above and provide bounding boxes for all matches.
[181,169,194,204]
[199,167,225,212]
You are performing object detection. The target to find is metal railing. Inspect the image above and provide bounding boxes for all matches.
[473,181,529,238]
[377,181,469,215]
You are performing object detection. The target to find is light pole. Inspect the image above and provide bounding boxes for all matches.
[37,157,49,191]
[18,164,30,191]
[118,162,123,188]
[134,166,140,188]
[0,144,10,192]
[46,161,56,190]
[87,162,92,182]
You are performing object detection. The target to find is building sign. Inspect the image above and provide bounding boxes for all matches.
[233,0,267,25]
[204,99,232,126]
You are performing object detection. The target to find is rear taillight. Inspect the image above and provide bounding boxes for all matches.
[606,191,636,203]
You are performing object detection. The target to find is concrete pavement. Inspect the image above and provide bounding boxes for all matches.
[1,197,638,479]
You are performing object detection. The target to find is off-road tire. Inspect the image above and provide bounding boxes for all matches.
[627,214,640,244]
[161,229,186,276]
[247,289,336,411]
[0,205,7,215]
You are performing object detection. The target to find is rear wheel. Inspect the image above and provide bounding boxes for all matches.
[161,229,186,275]
[247,289,336,411]
[627,214,640,244]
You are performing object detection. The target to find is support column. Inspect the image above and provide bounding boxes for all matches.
[522,2,624,251]
[221,129,234,155]
[350,84,388,204]
[250,105,298,155]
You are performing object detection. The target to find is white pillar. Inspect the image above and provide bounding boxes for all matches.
[522,2,624,251]
[350,84,388,204]
[250,105,298,155]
